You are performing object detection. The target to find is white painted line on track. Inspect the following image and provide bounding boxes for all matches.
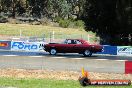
[95,59,108,61]
[2,55,19,57]
[1,55,129,62]
[52,57,85,60]
[29,56,43,58]
[115,60,127,62]
[70,58,85,60]
[52,57,66,59]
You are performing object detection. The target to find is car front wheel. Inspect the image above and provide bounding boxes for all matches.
[50,49,57,55]
[83,50,92,57]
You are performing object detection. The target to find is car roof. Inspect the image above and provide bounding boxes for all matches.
[66,39,86,43]
[66,39,84,41]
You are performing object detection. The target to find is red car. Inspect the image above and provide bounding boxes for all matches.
[44,39,103,57]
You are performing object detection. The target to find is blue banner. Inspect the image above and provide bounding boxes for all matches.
[97,45,117,55]
[11,41,45,52]
[0,41,11,50]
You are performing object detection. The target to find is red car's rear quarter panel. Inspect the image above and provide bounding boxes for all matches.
[91,45,103,52]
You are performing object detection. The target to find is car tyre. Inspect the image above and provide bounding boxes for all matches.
[83,50,92,57]
[50,48,57,55]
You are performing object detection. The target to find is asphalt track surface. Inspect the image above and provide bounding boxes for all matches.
[0,50,132,73]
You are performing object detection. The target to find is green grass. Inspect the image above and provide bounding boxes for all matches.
[0,77,131,88]
[0,23,96,42]
[0,23,90,36]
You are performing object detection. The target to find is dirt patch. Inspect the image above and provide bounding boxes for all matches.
[0,69,132,81]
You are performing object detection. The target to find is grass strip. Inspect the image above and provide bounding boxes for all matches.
[0,77,131,88]
[0,23,96,42]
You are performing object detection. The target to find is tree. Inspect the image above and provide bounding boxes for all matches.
[15,0,26,16]
[0,0,12,12]
[82,0,132,45]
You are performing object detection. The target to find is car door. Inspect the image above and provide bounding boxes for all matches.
[57,39,73,53]
[64,39,75,53]
[72,40,84,53]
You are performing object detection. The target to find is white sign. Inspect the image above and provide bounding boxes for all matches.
[11,41,46,52]
[117,46,132,56]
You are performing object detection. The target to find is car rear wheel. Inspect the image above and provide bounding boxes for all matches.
[50,49,57,55]
[83,50,92,57]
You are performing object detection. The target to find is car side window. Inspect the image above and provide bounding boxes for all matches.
[71,40,75,44]
[67,40,76,44]
[66,40,82,44]
[67,40,72,44]
[64,40,68,44]
[76,40,82,44]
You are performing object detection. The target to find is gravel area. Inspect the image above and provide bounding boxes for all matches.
[0,69,132,81]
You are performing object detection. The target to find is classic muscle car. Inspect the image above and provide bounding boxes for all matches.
[44,39,103,57]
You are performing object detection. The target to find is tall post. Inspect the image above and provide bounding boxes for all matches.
[52,31,55,42]
[50,32,52,43]
[20,29,22,37]
[81,34,83,39]
[88,34,90,42]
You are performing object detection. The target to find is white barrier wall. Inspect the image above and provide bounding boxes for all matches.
[11,41,46,52]
[7,41,132,56]
[117,46,132,56]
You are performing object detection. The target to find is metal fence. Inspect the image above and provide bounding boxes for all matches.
[0,29,98,43]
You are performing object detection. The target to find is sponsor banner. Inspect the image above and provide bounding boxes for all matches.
[117,46,132,56]
[97,45,117,55]
[11,41,46,52]
[0,41,11,50]
[125,61,132,74]
[90,79,131,85]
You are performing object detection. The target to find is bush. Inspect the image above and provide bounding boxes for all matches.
[58,19,85,28]
[0,16,8,23]
[74,20,85,28]
[54,17,62,23]
[59,19,71,28]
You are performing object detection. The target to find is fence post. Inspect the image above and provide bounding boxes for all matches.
[81,34,83,39]
[88,34,90,42]
[50,32,52,43]
[20,29,22,37]
[43,34,45,42]
[52,31,55,42]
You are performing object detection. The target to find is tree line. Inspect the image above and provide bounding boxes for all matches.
[0,0,85,19]
[0,0,132,45]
